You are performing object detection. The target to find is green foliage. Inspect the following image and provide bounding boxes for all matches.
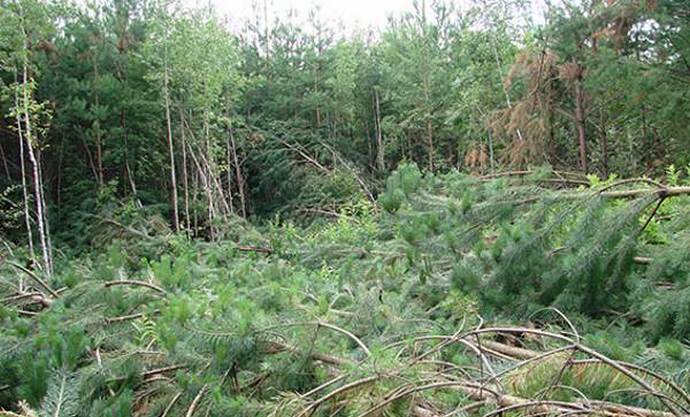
[2,0,690,415]
[40,369,79,417]
[2,168,690,415]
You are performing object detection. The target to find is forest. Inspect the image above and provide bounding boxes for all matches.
[1,0,690,416]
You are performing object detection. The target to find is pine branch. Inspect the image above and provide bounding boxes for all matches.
[39,370,78,417]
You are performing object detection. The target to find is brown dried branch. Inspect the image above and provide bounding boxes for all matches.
[104,280,166,294]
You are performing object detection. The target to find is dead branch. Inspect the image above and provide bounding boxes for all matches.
[185,384,208,417]
[104,280,166,294]
[161,392,182,417]
[235,245,272,254]
[8,261,58,298]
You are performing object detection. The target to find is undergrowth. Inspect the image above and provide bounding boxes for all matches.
[2,164,690,416]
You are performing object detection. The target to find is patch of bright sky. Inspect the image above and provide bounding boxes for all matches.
[207,0,419,31]
[184,0,546,36]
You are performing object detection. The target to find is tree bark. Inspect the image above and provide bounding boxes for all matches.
[0,139,10,178]
[229,127,246,218]
[179,108,190,233]
[36,149,53,273]
[93,54,104,188]
[16,99,34,262]
[21,58,51,276]
[163,45,180,232]
[426,118,434,171]
[203,107,215,240]
[374,88,385,172]
[225,137,235,215]
[600,111,609,178]
[574,71,588,173]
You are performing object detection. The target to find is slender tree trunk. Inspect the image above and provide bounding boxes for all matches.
[196,144,231,217]
[229,127,246,218]
[374,88,385,172]
[121,110,142,208]
[93,56,104,188]
[0,140,9,178]
[180,108,190,233]
[186,137,215,240]
[573,67,587,173]
[193,171,199,237]
[487,129,495,173]
[365,117,373,168]
[203,108,215,240]
[263,0,270,59]
[78,133,99,183]
[56,136,64,209]
[315,77,321,128]
[641,106,651,169]
[225,133,235,215]
[163,49,180,232]
[599,110,609,178]
[96,132,104,187]
[422,71,435,171]
[426,118,434,172]
[21,61,51,276]
[16,102,34,261]
[36,149,53,273]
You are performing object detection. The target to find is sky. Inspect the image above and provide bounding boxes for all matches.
[200,0,429,30]
[189,0,546,34]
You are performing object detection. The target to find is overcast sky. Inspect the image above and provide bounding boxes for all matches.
[195,0,431,30]
[185,0,546,34]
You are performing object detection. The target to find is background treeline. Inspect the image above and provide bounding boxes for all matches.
[1,0,689,257]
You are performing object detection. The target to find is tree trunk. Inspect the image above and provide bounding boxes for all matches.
[186,138,215,240]
[203,108,215,240]
[79,134,99,184]
[225,136,235,215]
[426,118,434,172]
[36,149,53,273]
[16,99,34,261]
[374,88,385,172]
[574,69,588,173]
[163,50,180,232]
[229,127,246,218]
[600,111,609,178]
[0,139,9,178]
[96,132,103,187]
[180,108,190,233]
[196,144,231,217]
[56,136,64,209]
[93,59,104,188]
[21,60,51,276]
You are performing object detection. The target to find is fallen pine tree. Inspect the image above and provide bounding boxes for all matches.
[2,165,690,416]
